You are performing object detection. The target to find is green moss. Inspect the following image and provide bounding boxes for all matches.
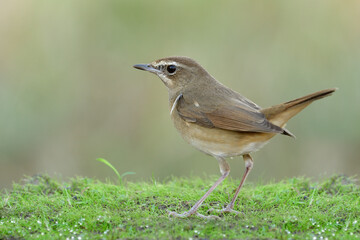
[1,175,359,239]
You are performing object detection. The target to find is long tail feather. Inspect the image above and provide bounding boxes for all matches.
[261,88,337,135]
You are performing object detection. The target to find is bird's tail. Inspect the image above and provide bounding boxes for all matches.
[261,88,337,137]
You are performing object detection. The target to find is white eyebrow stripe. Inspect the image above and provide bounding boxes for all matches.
[153,61,187,70]
[154,61,179,66]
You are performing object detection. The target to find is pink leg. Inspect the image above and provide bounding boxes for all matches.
[168,157,230,219]
[212,154,253,214]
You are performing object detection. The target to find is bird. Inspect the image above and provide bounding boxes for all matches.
[133,56,336,219]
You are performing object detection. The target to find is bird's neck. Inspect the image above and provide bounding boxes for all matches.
[168,89,182,109]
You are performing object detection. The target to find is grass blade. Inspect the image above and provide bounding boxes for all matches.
[96,158,121,184]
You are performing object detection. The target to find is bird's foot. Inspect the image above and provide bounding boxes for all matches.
[167,210,220,220]
[167,210,192,218]
[195,212,221,220]
[209,205,240,215]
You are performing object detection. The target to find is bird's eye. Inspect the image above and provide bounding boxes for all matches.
[167,65,177,74]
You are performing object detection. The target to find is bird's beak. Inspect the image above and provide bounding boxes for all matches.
[133,64,161,74]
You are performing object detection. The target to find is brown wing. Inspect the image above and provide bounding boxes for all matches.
[176,93,285,134]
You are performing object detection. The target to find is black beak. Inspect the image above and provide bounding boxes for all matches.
[133,64,161,74]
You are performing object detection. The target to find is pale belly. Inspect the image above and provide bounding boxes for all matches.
[188,136,269,157]
[171,113,276,158]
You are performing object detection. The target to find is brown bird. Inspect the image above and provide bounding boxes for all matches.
[133,56,336,219]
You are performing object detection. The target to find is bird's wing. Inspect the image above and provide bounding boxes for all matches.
[176,93,285,133]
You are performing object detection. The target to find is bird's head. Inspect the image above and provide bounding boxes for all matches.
[133,56,210,93]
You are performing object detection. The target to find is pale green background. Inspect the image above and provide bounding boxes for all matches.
[1,1,359,188]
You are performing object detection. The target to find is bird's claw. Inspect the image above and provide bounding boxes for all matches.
[167,210,221,220]
[167,210,192,218]
[196,212,221,220]
[209,206,241,215]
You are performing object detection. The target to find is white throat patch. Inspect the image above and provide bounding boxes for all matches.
[158,73,174,87]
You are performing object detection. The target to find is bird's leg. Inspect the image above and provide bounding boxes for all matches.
[212,154,253,214]
[168,157,230,219]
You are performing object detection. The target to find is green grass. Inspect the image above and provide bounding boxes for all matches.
[1,175,359,239]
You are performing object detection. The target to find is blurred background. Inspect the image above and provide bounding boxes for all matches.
[1,1,359,188]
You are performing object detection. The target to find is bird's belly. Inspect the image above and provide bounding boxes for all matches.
[187,136,269,157]
[172,114,275,158]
